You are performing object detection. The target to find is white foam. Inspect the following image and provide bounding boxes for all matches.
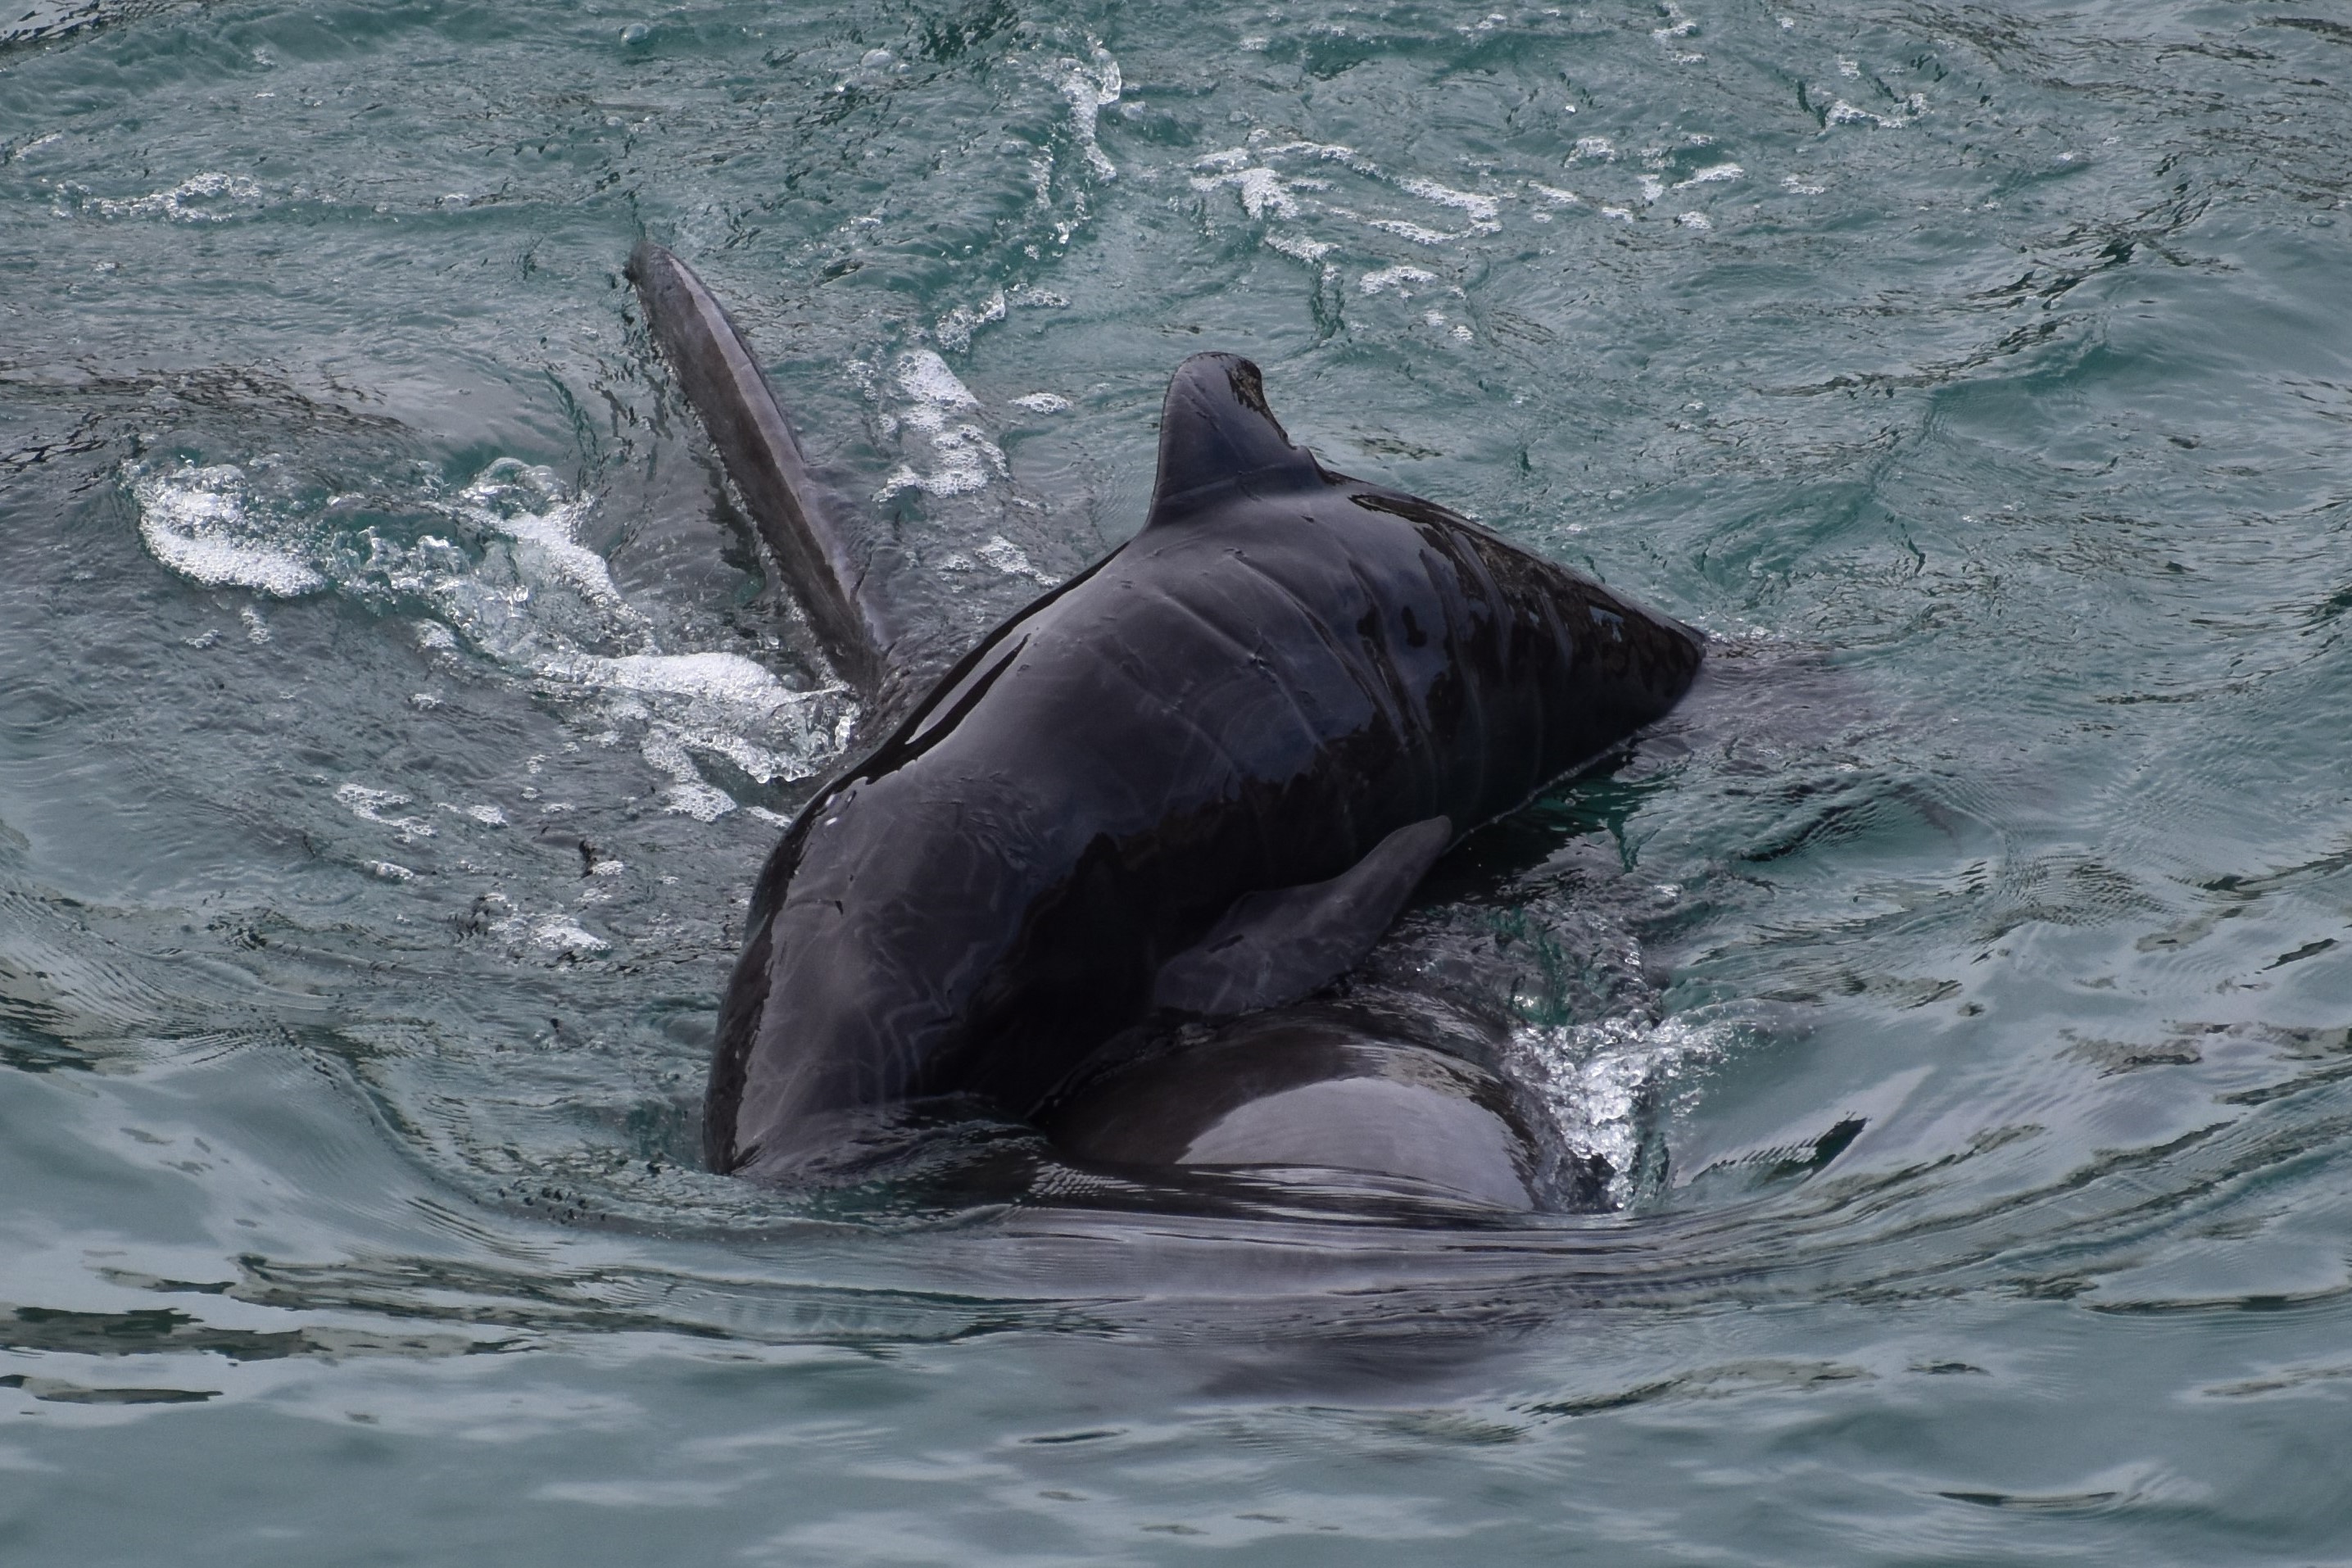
[1190,164,1300,220]
[1394,175,1501,233]
[1011,392,1071,414]
[132,465,325,596]
[975,535,1055,584]
[454,463,628,613]
[1255,138,1367,168]
[637,731,739,820]
[1234,167,1298,220]
[546,650,795,711]
[1364,218,1456,246]
[1263,231,1335,263]
[875,351,1007,501]
[136,451,860,833]
[936,290,1007,353]
[1674,163,1743,188]
[1057,45,1122,181]
[1197,139,1512,252]
[1828,97,1922,129]
[1358,265,1437,296]
[1677,211,1713,230]
[531,916,609,956]
[895,350,980,419]
[876,437,1005,501]
[1528,183,1581,206]
[90,171,263,222]
[337,782,436,840]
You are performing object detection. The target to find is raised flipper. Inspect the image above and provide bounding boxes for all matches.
[1151,816,1453,1017]
[628,242,900,700]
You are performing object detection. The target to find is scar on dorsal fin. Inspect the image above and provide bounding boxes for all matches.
[1151,816,1454,1017]
[628,242,900,701]
[1144,352,1330,528]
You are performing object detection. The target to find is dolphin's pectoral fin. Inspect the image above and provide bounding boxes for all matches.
[628,242,900,702]
[1151,816,1453,1017]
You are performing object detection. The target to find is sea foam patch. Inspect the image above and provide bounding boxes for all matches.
[875,351,1009,502]
[86,171,265,223]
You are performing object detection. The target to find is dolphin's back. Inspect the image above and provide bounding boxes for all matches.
[706,356,1702,1176]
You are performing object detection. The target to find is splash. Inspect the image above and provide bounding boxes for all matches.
[130,463,325,596]
[1505,1013,1737,1208]
[127,455,858,826]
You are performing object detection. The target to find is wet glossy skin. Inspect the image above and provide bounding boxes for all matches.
[1041,1016,1546,1212]
[706,355,1702,1178]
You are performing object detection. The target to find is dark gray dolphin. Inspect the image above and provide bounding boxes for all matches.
[628,242,1704,1191]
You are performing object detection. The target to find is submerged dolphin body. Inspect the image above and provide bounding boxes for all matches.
[629,243,1704,1195]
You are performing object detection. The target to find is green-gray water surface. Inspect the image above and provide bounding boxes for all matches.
[5,0,2352,1561]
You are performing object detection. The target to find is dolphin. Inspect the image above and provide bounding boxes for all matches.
[1039,1003,1565,1212]
[628,242,1704,1194]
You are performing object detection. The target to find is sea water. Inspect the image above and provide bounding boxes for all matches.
[3,1,2350,1561]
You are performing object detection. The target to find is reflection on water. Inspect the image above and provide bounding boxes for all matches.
[5,0,2352,1561]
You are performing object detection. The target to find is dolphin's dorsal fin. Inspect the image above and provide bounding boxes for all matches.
[1144,353,1327,526]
